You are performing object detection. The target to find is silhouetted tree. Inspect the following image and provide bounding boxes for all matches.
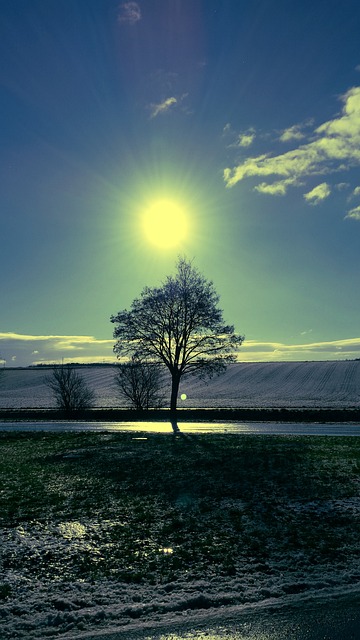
[115,356,166,410]
[45,365,95,413]
[111,257,243,425]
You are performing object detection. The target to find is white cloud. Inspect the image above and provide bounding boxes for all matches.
[224,125,256,149]
[279,119,314,143]
[2,332,360,367]
[304,182,331,205]
[150,97,177,118]
[117,2,141,25]
[353,186,360,196]
[345,205,360,220]
[239,337,360,362]
[149,93,189,118]
[236,128,256,148]
[224,86,360,195]
[0,333,112,346]
[0,333,115,367]
[279,124,305,142]
[255,177,300,196]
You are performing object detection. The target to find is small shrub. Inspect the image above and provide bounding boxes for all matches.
[45,366,95,413]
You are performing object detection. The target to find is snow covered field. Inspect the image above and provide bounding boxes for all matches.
[1,360,360,409]
[1,431,359,639]
[2,557,360,639]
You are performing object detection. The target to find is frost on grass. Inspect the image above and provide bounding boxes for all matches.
[0,431,360,638]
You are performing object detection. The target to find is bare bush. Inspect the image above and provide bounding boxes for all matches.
[45,365,95,412]
[115,357,166,410]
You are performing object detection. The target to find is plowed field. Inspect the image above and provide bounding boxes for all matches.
[1,361,359,408]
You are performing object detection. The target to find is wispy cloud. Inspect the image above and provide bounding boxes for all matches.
[236,128,256,148]
[345,205,360,220]
[239,337,360,362]
[149,93,189,119]
[117,2,141,25]
[1,332,360,366]
[150,97,177,118]
[223,124,256,148]
[255,177,301,196]
[304,182,331,205]
[224,86,360,198]
[352,186,360,196]
[279,119,314,143]
[279,125,303,143]
[335,182,350,191]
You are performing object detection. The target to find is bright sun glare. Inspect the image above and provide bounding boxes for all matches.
[142,199,188,248]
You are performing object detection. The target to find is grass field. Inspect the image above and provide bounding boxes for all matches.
[1,431,360,638]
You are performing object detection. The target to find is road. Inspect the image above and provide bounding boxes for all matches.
[1,420,360,435]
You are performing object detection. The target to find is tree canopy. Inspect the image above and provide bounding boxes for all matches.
[111,257,243,419]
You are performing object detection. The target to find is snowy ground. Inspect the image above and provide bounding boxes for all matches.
[2,561,360,639]
[1,432,359,639]
[1,360,360,409]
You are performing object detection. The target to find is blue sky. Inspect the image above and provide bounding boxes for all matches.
[1,0,360,366]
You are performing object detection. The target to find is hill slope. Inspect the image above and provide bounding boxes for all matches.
[0,361,359,409]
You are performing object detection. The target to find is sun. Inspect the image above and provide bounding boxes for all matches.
[142,199,188,248]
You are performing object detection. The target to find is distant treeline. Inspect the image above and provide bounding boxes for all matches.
[18,358,360,369]
[29,363,117,368]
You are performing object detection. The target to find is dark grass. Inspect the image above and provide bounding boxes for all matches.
[1,431,360,589]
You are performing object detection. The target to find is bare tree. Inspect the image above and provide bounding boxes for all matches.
[115,356,166,410]
[111,257,243,422]
[45,365,95,413]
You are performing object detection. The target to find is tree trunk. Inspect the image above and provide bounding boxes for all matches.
[170,372,181,415]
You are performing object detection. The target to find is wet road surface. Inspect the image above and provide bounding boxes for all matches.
[1,420,360,435]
